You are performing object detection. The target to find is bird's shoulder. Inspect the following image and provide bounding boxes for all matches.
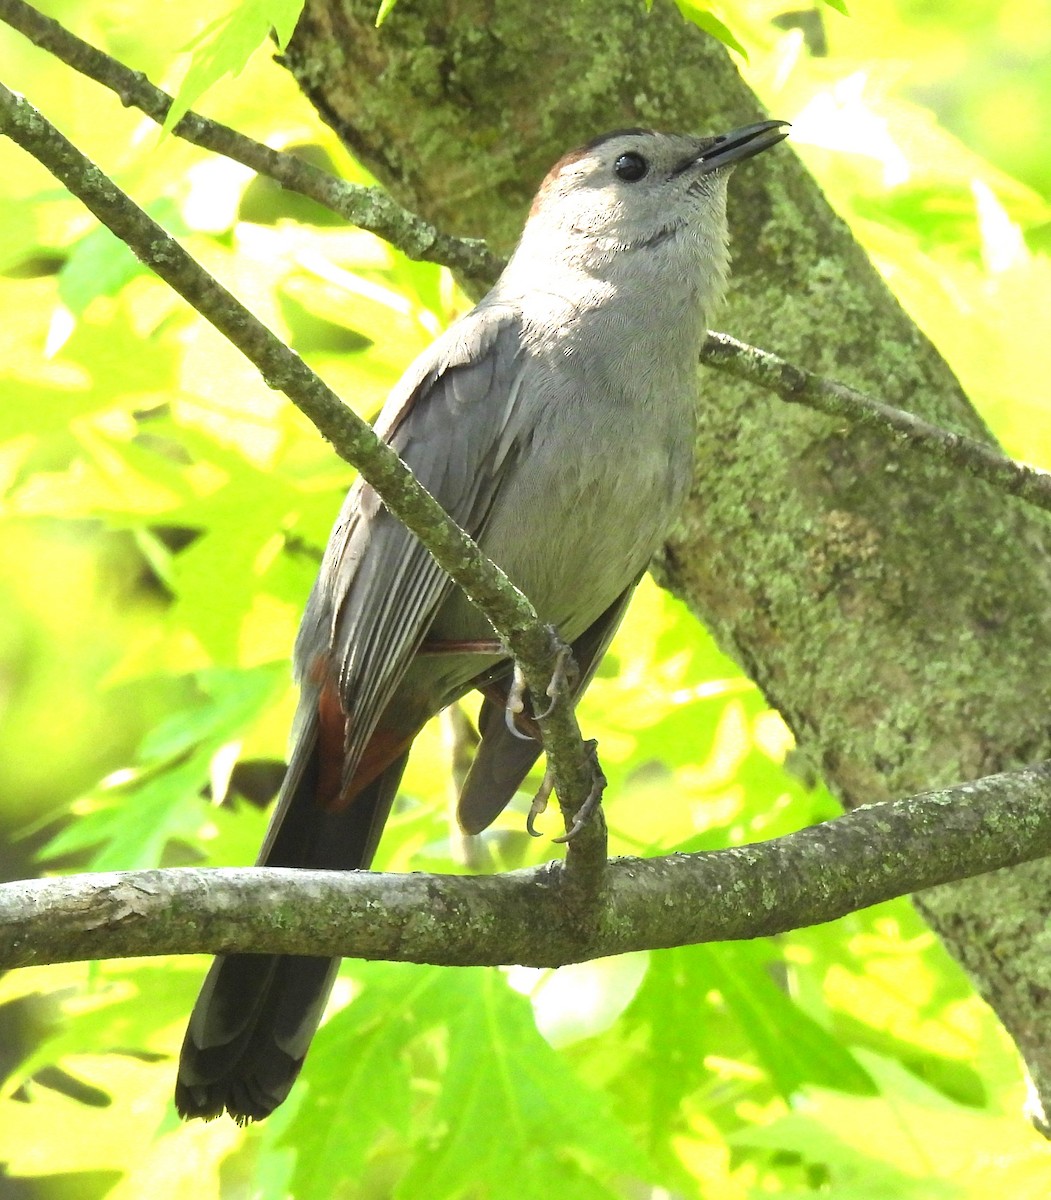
[374,301,527,447]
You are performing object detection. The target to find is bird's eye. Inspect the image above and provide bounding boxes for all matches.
[613,152,648,182]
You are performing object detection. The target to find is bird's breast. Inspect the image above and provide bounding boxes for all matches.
[433,326,699,648]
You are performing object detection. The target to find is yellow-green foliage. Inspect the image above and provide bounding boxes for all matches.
[0,1,1050,1196]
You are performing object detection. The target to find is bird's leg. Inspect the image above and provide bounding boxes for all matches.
[421,639,541,740]
[527,738,606,841]
[421,637,544,737]
[422,638,542,739]
[475,679,541,742]
[493,641,579,743]
[418,637,505,655]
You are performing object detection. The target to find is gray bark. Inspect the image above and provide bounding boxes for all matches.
[281,0,1051,1125]
[5,758,1051,970]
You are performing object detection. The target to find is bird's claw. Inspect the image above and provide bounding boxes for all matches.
[505,642,577,740]
[526,769,553,837]
[531,642,578,721]
[526,740,606,842]
[503,663,536,741]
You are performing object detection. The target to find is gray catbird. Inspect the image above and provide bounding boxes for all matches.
[175,120,789,1123]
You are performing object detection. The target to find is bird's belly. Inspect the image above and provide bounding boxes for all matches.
[431,425,690,649]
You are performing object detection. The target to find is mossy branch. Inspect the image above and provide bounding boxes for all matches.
[2,759,1051,969]
[700,332,1051,515]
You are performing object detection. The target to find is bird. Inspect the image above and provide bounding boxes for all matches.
[175,119,789,1123]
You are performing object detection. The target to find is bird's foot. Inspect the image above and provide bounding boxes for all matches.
[504,662,536,740]
[527,739,606,842]
[526,768,553,837]
[419,637,505,655]
[531,642,579,721]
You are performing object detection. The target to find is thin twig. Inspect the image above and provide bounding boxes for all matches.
[0,81,602,862]
[2,757,1051,969]
[0,0,502,293]
[701,332,1051,512]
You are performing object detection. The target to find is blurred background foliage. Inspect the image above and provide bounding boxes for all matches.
[1,0,1050,1196]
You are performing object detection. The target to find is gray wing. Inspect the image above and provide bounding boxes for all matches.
[292,303,528,793]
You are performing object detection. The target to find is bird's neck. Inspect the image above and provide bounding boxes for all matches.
[494,222,729,352]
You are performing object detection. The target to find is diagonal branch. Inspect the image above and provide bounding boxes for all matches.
[0,80,605,870]
[2,758,1051,969]
[0,0,502,293]
[700,332,1051,514]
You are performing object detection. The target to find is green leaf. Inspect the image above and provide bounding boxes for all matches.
[10,961,203,1084]
[285,966,657,1200]
[137,665,286,763]
[613,939,873,1143]
[703,942,876,1100]
[374,0,399,26]
[265,0,303,46]
[820,0,849,13]
[673,3,747,58]
[0,304,177,449]
[614,945,719,1133]
[37,665,285,869]
[284,963,430,1195]
[59,311,180,410]
[733,1053,1048,1199]
[398,970,654,1199]
[165,0,307,131]
[38,750,213,870]
[58,199,188,316]
[110,425,318,659]
[168,497,299,660]
[790,900,996,1110]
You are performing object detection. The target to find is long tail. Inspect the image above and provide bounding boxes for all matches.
[174,736,408,1123]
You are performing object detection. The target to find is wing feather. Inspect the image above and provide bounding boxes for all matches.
[292,304,528,798]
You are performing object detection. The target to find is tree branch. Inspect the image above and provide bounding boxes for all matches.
[0,79,605,868]
[700,332,1051,516]
[0,0,502,294]
[3,758,1051,970]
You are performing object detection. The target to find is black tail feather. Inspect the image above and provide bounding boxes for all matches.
[175,743,409,1122]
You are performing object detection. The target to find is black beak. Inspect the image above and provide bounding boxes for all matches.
[695,119,790,173]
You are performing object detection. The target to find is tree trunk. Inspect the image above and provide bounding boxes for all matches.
[281,0,1051,1126]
